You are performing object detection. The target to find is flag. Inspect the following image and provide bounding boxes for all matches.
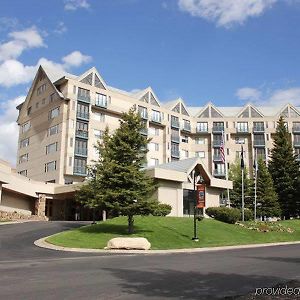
[220,131,225,164]
[241,146,245,169]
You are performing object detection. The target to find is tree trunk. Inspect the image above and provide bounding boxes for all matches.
[128,215,134,234]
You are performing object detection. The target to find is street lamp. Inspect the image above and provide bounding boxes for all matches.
[192,169,201,241]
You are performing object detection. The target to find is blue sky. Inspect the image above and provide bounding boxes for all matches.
[1,0,300,163]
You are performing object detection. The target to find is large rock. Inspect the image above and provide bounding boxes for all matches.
[106,237,151,250]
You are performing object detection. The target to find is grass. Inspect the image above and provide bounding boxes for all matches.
[46,216,300,250]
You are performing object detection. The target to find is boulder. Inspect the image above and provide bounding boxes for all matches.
[106,237,151,250]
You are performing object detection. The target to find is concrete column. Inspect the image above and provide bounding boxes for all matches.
[35,194,46,217]
[102,210,107,221]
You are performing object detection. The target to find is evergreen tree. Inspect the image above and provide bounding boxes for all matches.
[268,116,299,218]
[228,160,253,210]
[77,108,157,233]
[256,158,281,218]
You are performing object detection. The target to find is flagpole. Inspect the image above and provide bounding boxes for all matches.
[254,148,258,222]
[241,146,245,222]
[224,132,230,208]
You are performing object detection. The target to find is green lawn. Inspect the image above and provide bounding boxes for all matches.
[46,216,300,250]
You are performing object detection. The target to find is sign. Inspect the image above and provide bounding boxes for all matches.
[196,184,206,208]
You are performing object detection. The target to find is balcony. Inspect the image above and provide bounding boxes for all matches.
[294,140,300,147]
[253,139,265,147]
[74,148,88,157]
[140,127,148,136]
[77,94,91,104]
[253,125,265,133]
[75,130,89,139]
[95,99,108,108]
[213,139,222,147]
[73,166,87,176]
[293,126,300,133]
[213,169,226,177]
[171,119,180,129]
[151,115,162,124]
[213,155,223,162]
[138,110,148,120]
[171,134,180,143]
[212,126,224,134]
[171,149,180,158]
[76,112,89,121]
[182,122,191,132]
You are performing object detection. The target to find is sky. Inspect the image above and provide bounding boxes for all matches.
[1,0,300,164]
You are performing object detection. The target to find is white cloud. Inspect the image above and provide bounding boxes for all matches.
[0,95,26,166]
[0,27,45,62]
[0,17,19,32]
[236,86,300,106]
[54,22,68,35]
[62,51,92,67]
[178,0,277,27]
[64,0,90,11]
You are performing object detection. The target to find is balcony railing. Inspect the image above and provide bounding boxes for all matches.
[213,155,223,162]
[236,128,249,134]
[293,126,300,133]
[294,140,300,147]
[171,134,180,143]
[253,139,265,147]
[182,123,191,132]
[151,115,162,124]
[77,94,90,103]
[253,125,265,133]
[171,149,180,158]
[212,126,224,133]
[138,110,148,120]
[140,128,148,136]
[75,130,89,139]
[76,112,89,120]
[213,140,222,147]
[171,119,180,129]
[75,148,88,157]
[213,170,226,177]
[73,166,87,176]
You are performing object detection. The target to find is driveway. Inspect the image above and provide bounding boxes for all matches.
[0,221,299,299]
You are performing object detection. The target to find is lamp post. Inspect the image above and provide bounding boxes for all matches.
[192,169,200,241]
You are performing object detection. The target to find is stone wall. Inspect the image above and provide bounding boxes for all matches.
[0,210,47,221]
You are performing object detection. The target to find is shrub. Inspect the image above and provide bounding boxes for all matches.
[152,203,172,216]
[206,207,241,224]
[243,209,253,221]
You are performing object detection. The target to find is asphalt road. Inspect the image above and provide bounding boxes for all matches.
[0,221,299,300]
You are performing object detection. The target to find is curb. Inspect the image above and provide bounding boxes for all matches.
[34,237,300,255]
[0,220,40,226]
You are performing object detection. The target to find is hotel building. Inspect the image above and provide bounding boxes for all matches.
[16,65,300,185]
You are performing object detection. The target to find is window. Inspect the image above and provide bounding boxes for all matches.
[183,119,191,131]
[76,121,88,137]
[45,161,57,172]
[35,102,39,109]
[78,87,90,101]
[19,153,28,164]
[37,83,47,95]
[196,151,205,158]
[235,137,245,144]
[151,110,162,123]
[148,127,159,136]
[69,156,72,167]
[182,136,188,143]
[20,138,29,148]
[196,122,208,132]
[49,93,55,102]
[77,103,89,119]
[236,122,248,132]
[148,143,159,151]
[18,170,27,177]
[93,112,105,122]
[213,122,224,131]
[94,129,103,139]
[70,137,73,147]
[95,93,107,107]
[148,158,159,167]
[138,106,148,119]
[49,107,60,119]
[171,115,180,128]
[196,137,205,145]
[182,150,189,158]
[27,107,32,116]
[74,157,87,174]
[48,124,59,136]
[46,142,58,154]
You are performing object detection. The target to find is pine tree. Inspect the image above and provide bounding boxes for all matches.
[228,160,253,210]
[77,108,157,233]
[268,116,299,219]
[256,158,281,218]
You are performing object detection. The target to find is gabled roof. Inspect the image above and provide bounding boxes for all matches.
[163,98,190,116]
[77,67,107,89]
